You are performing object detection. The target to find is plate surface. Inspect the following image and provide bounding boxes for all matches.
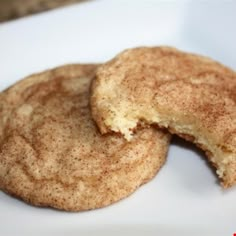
[0,1,235,235]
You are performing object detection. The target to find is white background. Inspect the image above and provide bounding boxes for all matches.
[0,1,235,235]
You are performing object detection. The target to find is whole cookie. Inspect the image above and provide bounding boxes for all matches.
[0,64,170,211]
[91,47,236,188]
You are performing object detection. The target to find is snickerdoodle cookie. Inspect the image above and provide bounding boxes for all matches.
[91,47,236,188]
[0,64,170,211]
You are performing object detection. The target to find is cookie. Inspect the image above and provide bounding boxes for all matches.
[91,47,236,188]
[0,64,170,211]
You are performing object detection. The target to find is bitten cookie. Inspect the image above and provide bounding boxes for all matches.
[91,47,236,188]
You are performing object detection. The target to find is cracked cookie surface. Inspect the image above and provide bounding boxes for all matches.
[0,64,170,211]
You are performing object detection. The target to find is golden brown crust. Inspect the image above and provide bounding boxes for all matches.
[91,47,236,188]
[0,64,170,211]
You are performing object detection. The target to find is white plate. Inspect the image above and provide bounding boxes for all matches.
[0,1,235,235]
